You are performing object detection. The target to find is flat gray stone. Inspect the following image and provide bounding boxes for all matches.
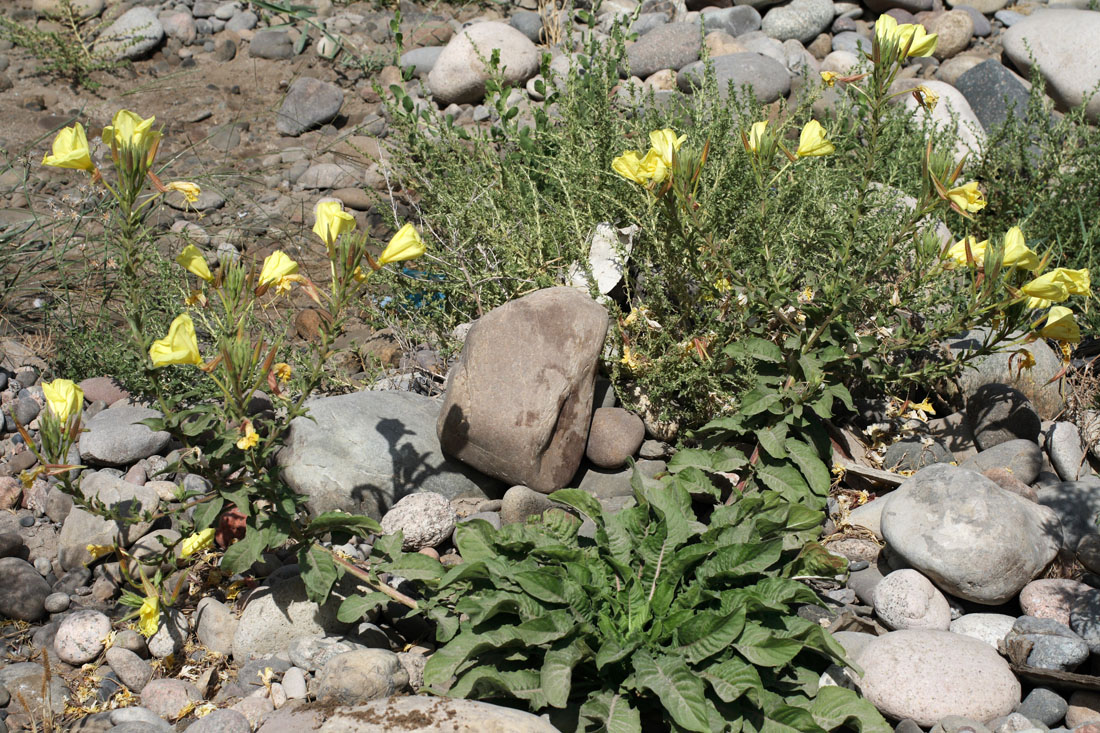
[232,575,352,661]
[626,22,702,78]
[1003,9,1100,123]
[95,7,164,60]
[677,52,791,102]
[277,77,344,136]
[315,696,558,732]
[79,405,169,466]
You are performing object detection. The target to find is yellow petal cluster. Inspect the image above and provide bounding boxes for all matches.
[166,181,201,203]
[820,71,839,87]
[944,236,989,267]
[378,223,426,266]
[611,128,685,186]
[138,595,160,637]
[180,528,216,559]
[796,120,834,157]
[313,200,357,249]
[913,85,939,112]
[1040,306,1080,343]
[236,420,259,451]
[43,122,95,172]
[946,181,986,213]
[1001,226,1039,271]
[273,362,293,382]
[103,109,158,150]
[875,15,938,59]
[43,379,84,424]
[258,250,300,289]
[747,121,768,153]
[149,314,202,368]
[176,245,213,281]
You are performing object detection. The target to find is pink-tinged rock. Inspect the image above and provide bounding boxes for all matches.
[77,376,129,406]
[438,288,608,493]
[1021,578,1093,627]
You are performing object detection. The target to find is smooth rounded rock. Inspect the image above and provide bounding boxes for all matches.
[677,52,791,102]
[949,613,1016,649]
[95,7,164,60]
[927,10,974,59]
[1047,421,1087,481]
[380,492,457,551]
[55,610,111,665]
[586,407,645,469]
[1067,691,1100,728]
[500,484,554,525]
[1003,9,1100,123]
[316,695,558,732]
[1005,615,1089,671]
[882,436,953,472]
[625,22,702,78]
[761,0,834,43]
[1070,589,1100,653]
[106,646,153,692]
[276,77,344,137]
[79,406,170,466]
[959,439,1043,486]
[429,22,539,105]
[33,0,103,18]
[0,557,51,621]
[141,678,202,720]
[185,708,251,733]
[1017,687,1068,727]
[856,630,1021,726]
[873,569,952,630]
[232,576,351,661]
[881,464,1060,604]
[316,649,408,705]
[967,384,1042,451]
[1020,578,1092,626]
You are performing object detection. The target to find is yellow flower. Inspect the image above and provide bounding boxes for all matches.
[620,345,642,372]
[796,120,834,157]
[1001,226,1040,271]
[820,71,839,87]
[43,122,95,172]
[378,223,426,266]
[86,544,114,561]
[1022,272,1070,303]
[102,109,158,150]
[1014,349,1036,370]
[1026,297,1052,310]
[798,286,815,304]
[1049,267,1091,296]
[175,244,213,282]
[43,378,84,424]
[747,121,769,153]
[945,236,989,267]
[313,200,357,250]
[946,182,986,213]
[1040,306,1081,343]
[913,85,939,112]
[149,314,202,368]
[612,150,646,184]
[897,23,937,57]
[185,290,207,307]
[258,250,300,289]
[909,398,936,417]
[649,128,686,167]
[236,420,259,451]
[874,14,900,48]
[165,181,201,203]
[353,265,368,283]
[138,595,160,637]
[273,362,292,382]
[180,528,216,559]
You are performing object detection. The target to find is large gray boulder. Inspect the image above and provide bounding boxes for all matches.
[79,405,170,466]
[315,696,559,732]
[677,52,791,103]
[428,21,539,105]
[1003,9,1100,123]
[881,464,1060,604]
[947,329,1066,420]
[437,287,609,494]
[277,391,499,520]
[95,6,164,60]
[232,576,351,661]
[1038,477,1100,553]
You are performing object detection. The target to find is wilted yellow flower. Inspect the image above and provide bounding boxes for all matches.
[946,182,986,213]
[165,181,201,203]
[909,398,936,417]
[313,200,357,250]
[258,250,300,290]
[43,122,95,172]
[236,420,259,451]
[649,128,686,167]
[620,345,642,372]
[798,286,815,304]
[378,223,426,266]
[913,85,939,112]
[945,236,989,267]
[1014,349,1036,370]
[149,314,202,368]
[796,120,834,157]
[1022,272,1070,303]
[1040,306,1081,343]
[1001,226,1039,271]
[820,71,839,87]
[138,595,160,637]
[352,266,368,283]
[86,544,114,561]
[185,290,207,307]
[273,362,292,382]
[43,378,84,424]
[102,109,158,150]
[180,528,216,559]
[175,244,213,281]
[747,121,769,153]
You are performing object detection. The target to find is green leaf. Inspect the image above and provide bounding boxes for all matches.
[307,511,383,535]
[381,551,446,582]
[453,520,498,562]
[191,496,223,531]
[299,544,338,603]
[828,383,854,411]
[219,526,265,575]
[550,488,604,525]
[580,690,642,733]
[701,656,764,704]
[725,337,783,363]
[632,650,712,732]
[757,427,788,459]
[541,639,589,708]
[697,540,782,583]
[763,704,827,733]
[797,354,824,385]
[734,622,804,667]
[447,664,547,707]
[514,570,568,605]
[373,531,403,560]
[668,446,747,474]
[673,467,722,500]
[755,463,811,502]
[437,560,490,588]
[337,592,390,623]
[644,479,694,547]
[677,607,747,664]
[784,439,831,496]
[810,685,892,733]
[740,388,782,417]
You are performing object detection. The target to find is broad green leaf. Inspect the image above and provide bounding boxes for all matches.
[551,488,604,525]
[757,426,788,459]
[456,589,545,626]
[725,337,783,363]
[829,383,854,411]
[381,551,446,582]
[437,560,490,588]
[373,531,403,559]
[191,496,223,531]
[624,575,652,635]
[810,685,892,733]
[541,638,589,708]
[580,690,642,733]
[697,540,782,583]
[603,510,638,566]
[219,526,265,575]
[644,479,694,547]
[663,542,716,581]
[632,650,712,732]
[784,439,831,496]
[307,511,383,535]
[514,569,569,605]
[677,607,746,664]
[755,463,811,502]
[673,467,722,500]
[299,544,338,603]
[701,656,764,704]
[337,592,390,623]
[740,388,782,417]
[595,636,637,670]
[797,354,824,385]
[762,704,827,733]
[668,446,747,474]
[787,542,848,579]
[735,622,803,667]
[453,519,498,562]
[447,664,548,707]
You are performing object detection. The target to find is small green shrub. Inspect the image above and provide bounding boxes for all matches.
[0,0,124,89]
[415,472,888,732]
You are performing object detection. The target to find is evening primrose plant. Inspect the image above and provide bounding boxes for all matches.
[40,110,431,633]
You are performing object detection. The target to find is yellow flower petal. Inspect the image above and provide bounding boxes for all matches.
[236,420,259,450]
[258,250,300,289]
[274,362,292,382]
[1022,272,1070,303]
[612,150,646,184]
[648,128,686,167]
[312,200,357,249]
[175,244,213,282]
[86,544,114,561]
[378,223,426,266]
[944,236,989,267]
[913,85,939,112]
[180,528,216,559]
[166,181,201,203]
[1040,306,1081,343]
[1001,226,1039,271]
[43,122,95,172]
[747,121,769,153]
[103,109,157,149]
[1049,267,1091,297]
[898,23,937,57]
[946,181,986,213]
[796,120,834,157]
[138,595,160,638]
[149,314,202,368]
[820,71,839,87]
[43,378,84,424]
